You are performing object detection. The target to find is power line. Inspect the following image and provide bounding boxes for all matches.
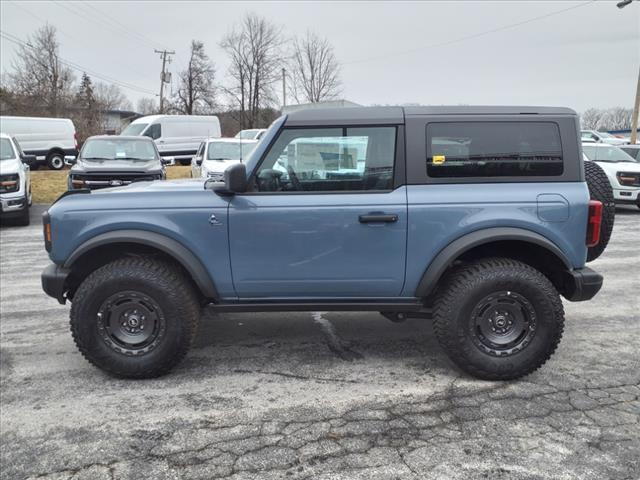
[6,0,156,83]
[341,0,597,66]
[76,1,170,52]
[0,30,156,95]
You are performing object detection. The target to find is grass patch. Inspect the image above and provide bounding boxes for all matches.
[30,165,193,204]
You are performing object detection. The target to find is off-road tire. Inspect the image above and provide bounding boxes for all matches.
[433,257,564,381]
[179,159,191,166]
[70,257,200,378]
[584,161,615,262]
[16,201,30,226]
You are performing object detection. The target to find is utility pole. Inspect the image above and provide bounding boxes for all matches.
[617,0,638,143]
[155,49,175,114]
[282,67,286,108]
[631,67,639,144]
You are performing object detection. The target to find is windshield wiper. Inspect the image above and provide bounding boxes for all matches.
[82,157,112,161]
[209,157,232,161]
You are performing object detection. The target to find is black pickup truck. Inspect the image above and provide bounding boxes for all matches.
[66,135,173,190]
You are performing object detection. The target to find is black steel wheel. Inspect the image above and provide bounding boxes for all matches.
[433,257,564,381]
[470,291,537,357]
[70,257,200,378]
[97,291,166,355]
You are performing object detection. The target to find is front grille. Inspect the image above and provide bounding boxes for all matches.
[207,171,225,181]
[0,174,19,193]
[617,172,640,187]
[71,173,161,190]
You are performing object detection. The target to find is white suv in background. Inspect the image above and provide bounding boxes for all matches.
[582,143,640,209]
[191,138,258,180]
[0,133,35,225]
[581,130,628,145]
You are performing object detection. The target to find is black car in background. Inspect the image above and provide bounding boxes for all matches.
[66,136,173,190]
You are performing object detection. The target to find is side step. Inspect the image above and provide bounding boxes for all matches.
[208,300,431,315]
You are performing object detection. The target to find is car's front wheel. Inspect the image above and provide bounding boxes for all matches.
[433,257,564,381]
[70,257,200,378]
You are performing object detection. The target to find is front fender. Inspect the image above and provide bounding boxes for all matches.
[64,229,218,300]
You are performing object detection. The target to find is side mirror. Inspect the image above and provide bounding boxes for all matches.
[161,156,175,166]
[195,156,203,166]
[64,156,77,166]
[21,154,37,166]
[214,163,247,196]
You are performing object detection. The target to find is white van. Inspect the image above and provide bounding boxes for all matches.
[121,115,221,165]
[0,116,78,170]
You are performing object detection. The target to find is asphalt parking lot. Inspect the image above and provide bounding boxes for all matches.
[1,205,639,480]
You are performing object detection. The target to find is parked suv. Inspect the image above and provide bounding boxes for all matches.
[191,138,258,180]
[42,106,611,381]
[66,135,172,190]
[0,133,35,225]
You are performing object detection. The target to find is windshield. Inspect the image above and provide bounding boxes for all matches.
[81,138,158,161]
[121,123,148,136]
[598,132,615,138]
[207,141,256,161]
[0,138,16,161]
[235,129,260,140]
[582,145,637,163]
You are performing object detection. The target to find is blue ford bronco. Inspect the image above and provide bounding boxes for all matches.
[41,106,614,380]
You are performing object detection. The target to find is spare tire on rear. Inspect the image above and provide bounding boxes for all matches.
[584,161,615,262]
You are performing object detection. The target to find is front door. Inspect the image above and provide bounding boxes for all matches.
[228,126,407,299]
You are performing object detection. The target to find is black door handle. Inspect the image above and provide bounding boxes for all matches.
[359,213,398,223]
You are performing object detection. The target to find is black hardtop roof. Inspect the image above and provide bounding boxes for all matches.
[284,105,577,126]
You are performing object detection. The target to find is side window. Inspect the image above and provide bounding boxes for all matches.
[144,123,161,140]
[253,127,396,192]
[426,122,563,178]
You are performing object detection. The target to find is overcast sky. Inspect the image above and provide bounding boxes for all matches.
[1,0,638,112]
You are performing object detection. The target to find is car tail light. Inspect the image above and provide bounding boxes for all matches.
[43,211,52,252]
[74,132,78,150]
[586,200,603,247]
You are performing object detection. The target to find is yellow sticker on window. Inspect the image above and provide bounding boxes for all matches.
[433,155,446,165]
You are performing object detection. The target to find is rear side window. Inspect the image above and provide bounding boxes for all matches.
[427,122,563,178]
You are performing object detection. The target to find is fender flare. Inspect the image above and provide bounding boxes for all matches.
[64,229,218,300]
[415,227,572,298]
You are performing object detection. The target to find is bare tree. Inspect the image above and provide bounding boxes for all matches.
[603,107,633,131]
[94,82,132,111]
[220,13,283,129]
[581,108,606,130]
[173,40,217,114]
[136,97,158,115]
[289,31,341,104]
[8,24,74,116]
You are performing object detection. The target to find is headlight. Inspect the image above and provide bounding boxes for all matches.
[616,172,639,187]
[0,174,20,193]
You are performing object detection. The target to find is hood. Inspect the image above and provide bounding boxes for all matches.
[0,159,22,175]
[595,160,640,174]
[201,158,241,173]
[73,158,162,173]
[90,178,206,195]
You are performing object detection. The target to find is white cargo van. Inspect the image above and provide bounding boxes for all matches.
[0,116,78,170]
[121,115,221,165]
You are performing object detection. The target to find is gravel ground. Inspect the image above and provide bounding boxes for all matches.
[1,205,639,480]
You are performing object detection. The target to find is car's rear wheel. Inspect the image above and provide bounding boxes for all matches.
[584,161,615,262]
[46,152,65,170]
[70,257,200,378]
[433,257,564,381]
